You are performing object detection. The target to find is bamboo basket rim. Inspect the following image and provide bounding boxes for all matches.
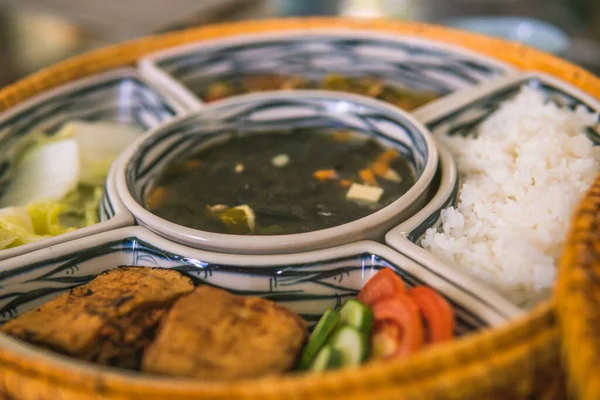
[0,17,591,399]
[556,162,600,398]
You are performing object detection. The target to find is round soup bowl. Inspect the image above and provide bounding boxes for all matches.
[115,90,439,254]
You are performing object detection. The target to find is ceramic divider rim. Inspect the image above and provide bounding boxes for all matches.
[413,70,600,128]
[138,60,204,111]
[383,138,457,241]
[0,224,508,327]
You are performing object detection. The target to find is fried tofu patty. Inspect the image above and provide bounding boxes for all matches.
[142,285,308,380]
[2,267,194,369]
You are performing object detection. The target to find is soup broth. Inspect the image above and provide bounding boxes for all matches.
[201,73,438,111]
[147,130,416,235]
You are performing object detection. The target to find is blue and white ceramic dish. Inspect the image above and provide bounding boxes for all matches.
[138,29,517,109]
[0,68,184,262]
[0,23,596,393]
[0,226,507,330]
[386,71,600,312]
[0,225,511,378]
[114,90,439,255]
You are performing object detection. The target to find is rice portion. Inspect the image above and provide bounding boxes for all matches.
[421,87,600,307]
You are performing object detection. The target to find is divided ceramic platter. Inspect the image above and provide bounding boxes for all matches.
[0,19,594,400]
[0,26,595,342]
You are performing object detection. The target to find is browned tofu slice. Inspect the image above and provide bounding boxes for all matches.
[2,267,193,369]
[142,285,308,380]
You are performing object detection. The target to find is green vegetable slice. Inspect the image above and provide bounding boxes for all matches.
[298,308,340,369]
[256,224,285,235]
[26,200,73,236]
[60,184,104,228]
[339,299,374,333]
[309,345,343,373]
[217,208,250,234]
[329,325,369,367]
[0,208,46,249]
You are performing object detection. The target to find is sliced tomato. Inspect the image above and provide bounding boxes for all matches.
[408,286,454,344]
[357,268,405,306]
[370,294,423,359]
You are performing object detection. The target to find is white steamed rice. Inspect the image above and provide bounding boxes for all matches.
[421,86,600,307]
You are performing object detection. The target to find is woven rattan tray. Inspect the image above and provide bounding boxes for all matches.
[557,177,600,400]
[0,17,596,400]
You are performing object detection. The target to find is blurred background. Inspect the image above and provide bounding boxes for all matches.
[0,0,598,86]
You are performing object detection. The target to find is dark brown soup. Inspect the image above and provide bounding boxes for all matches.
[201,73,438,111]
[146,130,416,235]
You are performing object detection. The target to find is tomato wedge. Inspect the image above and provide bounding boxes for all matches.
[370,294,423,359]
[408,286,454,344]
[357,268,405,306]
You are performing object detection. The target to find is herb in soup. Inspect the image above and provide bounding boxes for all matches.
[147,130,416,235]
[201,73,438,111]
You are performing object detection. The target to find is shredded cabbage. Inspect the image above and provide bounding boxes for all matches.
[0,207,48,249]
[26,201,74,236]
[0,120,140,250]
[60,184,104,228]
[0,139,80,207]
[71,121,142,186]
